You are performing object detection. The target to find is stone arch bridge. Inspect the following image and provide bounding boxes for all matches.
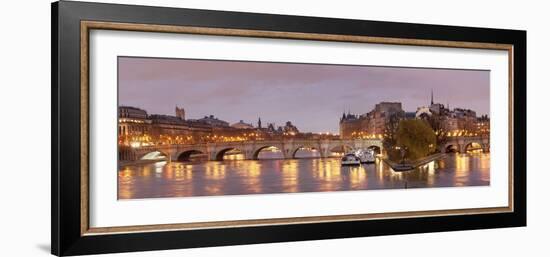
[120,139,383,162]
[441,136,490,153]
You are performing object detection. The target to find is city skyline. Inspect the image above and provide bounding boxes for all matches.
[119,57,490,134]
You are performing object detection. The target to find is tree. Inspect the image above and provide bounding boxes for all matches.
[395,119,436,161]
[426,114,448,152]
[383,113,402,161]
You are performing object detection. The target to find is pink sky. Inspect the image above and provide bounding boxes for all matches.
[118,57,490,134]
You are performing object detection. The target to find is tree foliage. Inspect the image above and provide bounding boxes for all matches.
[383,113,402,161]
[395,119,436,161]
[425,114,448,151]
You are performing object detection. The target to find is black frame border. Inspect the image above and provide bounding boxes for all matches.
[52,1,526,256]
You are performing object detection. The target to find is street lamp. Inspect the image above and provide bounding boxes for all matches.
[399,146,407,165]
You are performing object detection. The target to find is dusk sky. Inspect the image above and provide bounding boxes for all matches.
[119,57,490,134]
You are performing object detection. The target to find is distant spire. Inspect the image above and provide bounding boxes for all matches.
[258,117,262,128]
[431,89,434,105]
[175,105,185,120]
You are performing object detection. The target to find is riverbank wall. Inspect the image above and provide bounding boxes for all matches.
[383,152,446,171]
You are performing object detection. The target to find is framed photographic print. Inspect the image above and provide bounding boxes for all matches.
[51,1,526,256]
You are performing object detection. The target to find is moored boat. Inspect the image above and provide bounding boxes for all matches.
[355,149,375,164]
[341,153,361,166]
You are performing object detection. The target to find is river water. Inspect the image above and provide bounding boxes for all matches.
[118,152,490,199]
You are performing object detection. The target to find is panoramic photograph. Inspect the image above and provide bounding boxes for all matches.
[117,57,491,200]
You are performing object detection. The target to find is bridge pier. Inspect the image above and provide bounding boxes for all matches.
[319,147,330,158]
[482,143,490,153]
[458,144,466,154]
[244,149,257,160]
[207,151,219,161]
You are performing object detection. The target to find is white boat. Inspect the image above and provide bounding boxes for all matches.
[355,149,375,164]
[341,153,361,166]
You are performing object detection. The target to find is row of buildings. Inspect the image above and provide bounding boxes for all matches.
[339,91,490,139]
[118,106,301,146]
[120,91,489,147]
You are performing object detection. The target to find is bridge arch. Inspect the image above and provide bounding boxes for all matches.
[444,143,459,153]
[215,147,244,161]
[176,149,204,162]
[138,150,169,161]
[366,145,382,155]
[464,141,483,153]
[329,144,354,152]
[252,145,284,160]
[327,144,354,157]
[291,145,320,159]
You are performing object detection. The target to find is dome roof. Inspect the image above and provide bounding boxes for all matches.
[231,120,254,129]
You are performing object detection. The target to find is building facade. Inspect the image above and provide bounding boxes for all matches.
[340,92,489,140]
[118,106,151,146]
[339,102,404,139]
[118,106,304,147]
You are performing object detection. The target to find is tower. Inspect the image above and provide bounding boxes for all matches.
[175,106,185,120]
[431,89,434,105]
[258,117,262,128]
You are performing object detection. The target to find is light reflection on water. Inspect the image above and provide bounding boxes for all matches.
[118,153,490,199]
